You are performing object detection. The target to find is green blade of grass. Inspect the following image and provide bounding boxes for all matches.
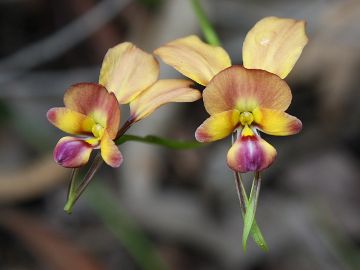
[86,182,169,270]
[190,0,221,46]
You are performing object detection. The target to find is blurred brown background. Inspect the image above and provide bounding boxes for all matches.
[0,0,359,269]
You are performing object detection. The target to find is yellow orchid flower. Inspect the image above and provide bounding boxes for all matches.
[47,42,201,168]
[155,16,308,172]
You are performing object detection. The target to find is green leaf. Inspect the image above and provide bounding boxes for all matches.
[86,182,169,270]
[242,173,262,252]
[115,134,203,149]
[190,0,221,46]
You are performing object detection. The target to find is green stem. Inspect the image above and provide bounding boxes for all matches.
[116,134,203,149]
[190,0,221,46]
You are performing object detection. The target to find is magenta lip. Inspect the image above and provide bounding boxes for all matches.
[54,138,92,168]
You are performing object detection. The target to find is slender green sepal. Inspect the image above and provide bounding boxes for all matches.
[64,153,104,214]
[236,173,268,251]
[242,172,262,252]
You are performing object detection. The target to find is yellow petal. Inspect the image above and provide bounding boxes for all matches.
[243,16,308,79]
[203,66,292,115]
[100,131,123,168]
[154,35,231,86]
[129,79,201,122]
[99,42,159,104]
[195,110,240,142]
[253,108,302,136]
[47,108,95,135]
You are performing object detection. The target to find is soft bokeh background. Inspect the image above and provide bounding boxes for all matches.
[0,0,359,269]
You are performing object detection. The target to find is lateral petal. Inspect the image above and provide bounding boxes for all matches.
[129,79,201,122]
[99,42,159,104]
[64,83,120,139]
[253,108,302,136]
[227,135,277,173]
[195,110,240,142]
[54,137,93,168]
[100,131,123,168]
[243,16,308,79]
[154,35,231,86]
[47,108,95,135]
[203,66,292,115]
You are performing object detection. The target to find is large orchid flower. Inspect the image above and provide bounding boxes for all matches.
[48,42,201,168]
[155,17,308,172]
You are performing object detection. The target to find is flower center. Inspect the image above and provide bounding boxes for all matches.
[239,111,254,126]
[92,124,104,139]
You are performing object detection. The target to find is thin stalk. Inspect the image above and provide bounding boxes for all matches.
[115,118,134,140]
[190,0,221,46]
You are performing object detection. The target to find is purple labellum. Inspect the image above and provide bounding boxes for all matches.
[54,137,93,168]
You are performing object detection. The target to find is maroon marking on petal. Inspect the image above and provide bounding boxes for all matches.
[108,151,123,168]
[289,119,302,134]
[195,128,212,142]
[46,108,58,123]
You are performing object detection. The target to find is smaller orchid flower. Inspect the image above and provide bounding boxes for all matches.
[48,42,201,169]
[155,16,308,172]
[47,83,122,168]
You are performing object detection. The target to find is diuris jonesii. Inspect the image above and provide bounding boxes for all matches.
[155,16,308,172]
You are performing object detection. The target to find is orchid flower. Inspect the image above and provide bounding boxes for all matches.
[47,42,201,169]
[155,17,308,172]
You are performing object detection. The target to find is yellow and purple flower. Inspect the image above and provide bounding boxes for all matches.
[48,42,201,168]
[155,16,308,172]
[47,83,121,168]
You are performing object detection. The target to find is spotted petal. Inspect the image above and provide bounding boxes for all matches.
[99,42,159,104]
[227,135,277,172]
[253,108,302,136]
[100,131,123,168]
[54,136,93,168]
[47,108,95,135]
[203,66,292,115]
[195,110,240,142]
[130,79,201,122]
[243,16,308,79]
[154,35,231,86]
[64,83,120,139]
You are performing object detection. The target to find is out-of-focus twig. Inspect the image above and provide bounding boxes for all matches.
[0,0,131,84]
[0,155,68,203]
[0,209,104,270]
